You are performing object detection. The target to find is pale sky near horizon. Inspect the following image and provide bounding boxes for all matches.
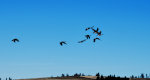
[0,0,150,79]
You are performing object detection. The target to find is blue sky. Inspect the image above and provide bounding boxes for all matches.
[0,0,150,79]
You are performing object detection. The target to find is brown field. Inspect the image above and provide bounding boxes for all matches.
[17,76,96,80]
[17,76,150,80]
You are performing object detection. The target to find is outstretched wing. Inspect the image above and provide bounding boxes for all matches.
[12,38,19,43]
[16,39,19,42]
[93,38,100,42]
[60,41,67,46]
[63,42,67,44]
[96,28,99,31]
[78,39,86,43]
[96,38,100,40]
[93,39,96,42]
[85,27,90,31]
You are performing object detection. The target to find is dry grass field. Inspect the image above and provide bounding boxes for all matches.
[17,76,96,80]
[17,76,150,80]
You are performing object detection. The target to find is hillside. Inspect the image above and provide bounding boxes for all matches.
[17,76,150,80]
[17,76,96,80]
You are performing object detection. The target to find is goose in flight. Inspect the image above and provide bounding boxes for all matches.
[12,38,19,43]
[97,31,103,36]
[60,41,67,46]
[78,39,87,43]
[92,27,99,34]
[85,27,91,31]
[85,35,91,39]
[85,26,94,31]
[93,38,100,42]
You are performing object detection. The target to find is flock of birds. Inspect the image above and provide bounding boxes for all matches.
[59,26,103,46]
[11,26,103,46]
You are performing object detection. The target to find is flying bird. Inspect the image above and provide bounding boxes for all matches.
[97,31,103,36]
[85,26,94,31]
[93,38,100,42]
[12,38,19,43]
[85,35,91,39]
[60,41,67,46]
[85,27,91,31]
[92,27,99,34]
[78,39,87,43]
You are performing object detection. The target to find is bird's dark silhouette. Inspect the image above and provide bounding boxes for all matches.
[97,31,103,36]
[85,27,91,31]
[58,25,102,46]
[93,38,100,42]
[92,27,99,34]
[12,38,19,43]
[96,27,99,32]
[85,26,94,31]
[60,41,67,46]
[85,35,91,39]
[78,39,86,43]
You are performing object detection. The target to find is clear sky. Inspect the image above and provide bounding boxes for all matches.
[0,0,150,79]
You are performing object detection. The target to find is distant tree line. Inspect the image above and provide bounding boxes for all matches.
[95,73,150,80]
[130,73,150,78]
[60,73,86,77]
[58,73,150,79]
[1,73,150,80]
[95,73,129,80]
[0,77,13,80]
